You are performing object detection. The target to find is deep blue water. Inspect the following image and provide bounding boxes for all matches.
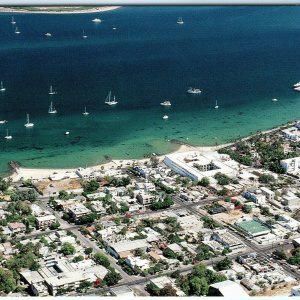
[1,6,300,174]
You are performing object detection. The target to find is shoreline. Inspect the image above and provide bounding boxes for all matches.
[7,119,296,182]
[0,6,120,14]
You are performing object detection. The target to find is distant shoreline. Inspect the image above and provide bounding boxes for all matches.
[0,6,121,14]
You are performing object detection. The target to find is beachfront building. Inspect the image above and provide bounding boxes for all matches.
[163,151,239,181]
[282,127,300,142]
[280,157,300,173]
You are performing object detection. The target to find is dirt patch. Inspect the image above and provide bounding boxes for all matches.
[35,179,82,195]
[256,282,297,296]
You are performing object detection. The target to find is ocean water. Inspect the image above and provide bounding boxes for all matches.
[1,6,300,174]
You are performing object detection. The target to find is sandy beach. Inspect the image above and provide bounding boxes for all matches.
[7,118,292,183]
[0,6,120,14]
[8,143,229,182]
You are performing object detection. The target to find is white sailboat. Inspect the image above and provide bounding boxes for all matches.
[15,27,20,34]
[4,129,12,140]
[0,81,6,92]
[92,18,101,23]
[82,106,89,116]
[105,91,118,106]
[82,30,88,39]
[11,16,16,25]
[45,32,52,37]
[48,102,57,114]
[48,85,57,95]
[24,114,34,128]
[214,100,219,109]
[177,17,184,25]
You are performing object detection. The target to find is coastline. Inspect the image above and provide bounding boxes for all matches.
[0,6,120,14]
[8,119,296,183]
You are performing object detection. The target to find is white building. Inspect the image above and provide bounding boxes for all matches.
[125,255,150,271]
[163,151,238,181]
[208,280,249,297]
[282,127,300,142]
[36,215,56,229]
[260,187,275,202]
[280,157,300,173]
[291,284,300,296]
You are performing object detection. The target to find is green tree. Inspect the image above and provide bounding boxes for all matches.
[78,213,97,225]
[214,173,230,185]
[242,205,252,214]
[60,242,76,256]
[72,255,84,263]
[77,280,92,292]
[58,190,69,199]
[189,277,209,296]
[146,282,160,296]
[0,177,11,192]
[94,252,110,268]
[163,248,177,259]
[50,221,60,230]
[0,268,16,294]
[84,247,93,255]
[103,270,122,286]
[160,283,177,296]
[215,257,232,271]
[83,180,99,193]
[259,174,275,184]
[198,177,210,187]
[260,206,271,216]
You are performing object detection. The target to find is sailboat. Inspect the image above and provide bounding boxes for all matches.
[15,27,20,34]
[0,81,6,92]
[214,100,219,109]
[177,17,184,25]
[4,129,12,140]
[82,30,88,39]
[11,17,16,25]
[45,32,52,37]
[82,106,89,116]
[48,85,57,95]
[104,91,118,106]
[48,102,57,114]
[24,114,34,128]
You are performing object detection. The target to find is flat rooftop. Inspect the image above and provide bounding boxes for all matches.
[237,219,270,236]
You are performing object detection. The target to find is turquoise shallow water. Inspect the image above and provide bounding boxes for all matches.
[1,6,300,174]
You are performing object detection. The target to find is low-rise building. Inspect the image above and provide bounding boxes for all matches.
[67,203,91,220]
[36,215,56,229]
[208,280,249,297]
[280,157,300,173]
[8,222,26,234]
[125,255,150,271]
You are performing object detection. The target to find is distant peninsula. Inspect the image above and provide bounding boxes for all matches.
[0,6,120,14]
